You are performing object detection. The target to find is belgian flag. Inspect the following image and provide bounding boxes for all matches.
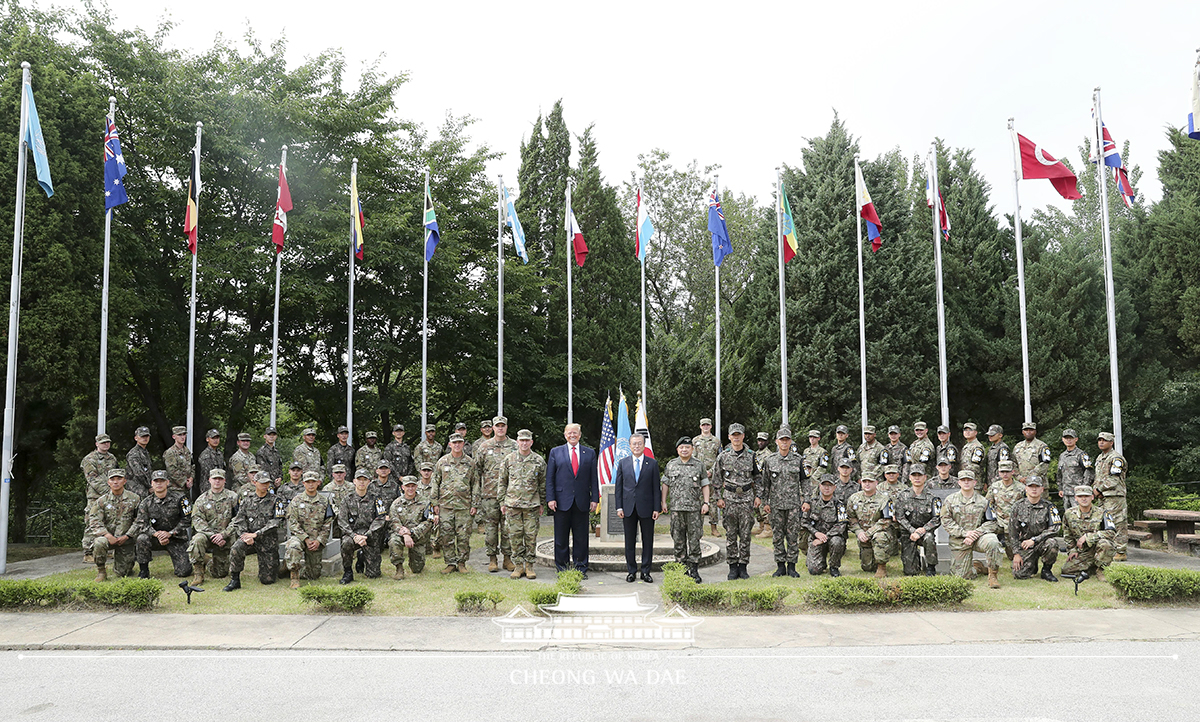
[184,147,199,254]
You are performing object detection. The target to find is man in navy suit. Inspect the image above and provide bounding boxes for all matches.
[615,432,661,583]
[545,423,599,577]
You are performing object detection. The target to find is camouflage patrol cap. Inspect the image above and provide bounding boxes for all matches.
[986,424,1003,436]
[819,474,837,485]
[836,424,849,434]
[908,463,927,476]
[863,425,876,435]
[1098,431,1115,442]
[1022,421,1037,431]
[401,475,419,486]
[172,426,187,435]
[301,471,321,483]
[449,433,465,443]
[1073,485,1095,496]
[887,425,901,435]
[248,463,262,474]
[860,472,880,483]
[756,432,769,441]
[237,432,252,441]
[289,460,303,470]
[206,429,220,438]
[914,421,928,431]
[95,433,111,444]
[419,461,434,472]
[700,418,712,426]
[331,463,347,474]
[264,426,278,435]
[837,458,852,468]
[337,425,349,434]
[957,469,976,480]
[354,468,371,479]
[366,431,377,439]
[883,464,900,475]
[807,429,820,438]
[962,422,977,432]
[936,456,951,466]
[517,429,533,441]
[779,428,795,440]
[936,425,950,434]
[393,424,405,432]
[493,416,508,426]
[209,468,226,479]
[480,419,492,428]
[151,470,169,481]
[1024,475,1045,487]
[425,424,436,432]
[376,459,391,469]
[135,426,150,437]
[676,436,692,447]
[728,423,745,435]
[1062,428,1078,438]
[998,460,1014,472]
[107,468,125,479]
[302,427,316,436]
[455,422,467,430]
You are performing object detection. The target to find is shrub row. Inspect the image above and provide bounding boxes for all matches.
[661,563,792,612]
[298,585,374,612]
[803,575,973,607]
[454,590,504,613]
[0,578,163,610]
[528,569,583,606]
[1107,566,1200,601]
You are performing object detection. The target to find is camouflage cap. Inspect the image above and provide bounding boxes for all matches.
[376,459,391,469]
[819,474,837,485]
[135,426,151,437]
[914,421,928,431]
[301,471,321,483]
[936,425,950,434]
[248,463,262,474]
[354,468,371,479]
[756,431,769,441]
[887,425,901,435]
[957,469,976,480]
[448,433,465,443]
[1024,475,1045,487]
[237,432,252,441]
[337,425,349,434]
[493,415,508,426]
[401,475,419,486]
[1073,485,1095,496]
[1022,421,1037,431]
[331,463,347,474]
[480,419,493,428]
[1062,428,1078,438]
[208,468,226,479]
[206,429,220,438]
[986,424,1003,436]
[837,458,852,468]
[998,460,1014,472]
[728,423,745,435]
[860,472,880,483]
[172,426,187,435]
[516,429,533,441]
[700,418,713,426]
[1098,431,1115,442]
[936,456,951,466]
[95,433,111,444]
[264,426,278,435]
[107,467,125,479]
[883,464,900,475]
[289,460,303,470]
[302,427,316,436]
[676,436,692,447]
[425,424,436,432]
[366,431,377,439]
[151,470,169,481]
[252,472,270,484]
[779,428,795,440]
[393,424,405,432]
[908,463,927,476]
[807,429,820,438]
[863,425,876,435]
[455,422,467,430]
[419,461,434,472]
[836,424,849,434]
[962,422,978,431]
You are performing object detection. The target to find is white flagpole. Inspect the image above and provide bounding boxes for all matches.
[855,157,868,433]
[421,167,430,433]
[1093,89,1124,454]
[714,175,722,441]
[2,61,33,574]
[1007,118,1033,424]
[930,144,950,429]
[776,167,787,427]
[269,145,286,429]
[186,121,202,454]
[639,188,647,414]
[347,159,357,440]
[497,175,504,417]
[566,179,574,425]
[97,96,116,435]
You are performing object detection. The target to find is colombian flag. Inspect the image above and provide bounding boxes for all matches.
[780,182,798,263]
[184,147,199,255]
[351,169,364,260]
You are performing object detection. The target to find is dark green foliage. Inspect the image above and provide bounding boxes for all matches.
[804,577,889,607]
[1127,473,1169,520]
[1107,566,1200,601]
[661,563,791,611]
[453,589,503,613]
[527,569,582,605]
[0,578,162,609]
[298,585,373,612]
[893,575,974,606]
[803,575,972,607]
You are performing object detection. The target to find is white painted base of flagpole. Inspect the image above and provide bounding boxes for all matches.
[534,535,722,572]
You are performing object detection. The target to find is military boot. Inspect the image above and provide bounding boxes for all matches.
[503,555,515,572]
[751,521,762,535]
[432,548,442,559]
[739,564,750,579]
[829,567,841,578]
[787,562,800,578]
[757,523,773,539]
[441,564,457,574]
[355,550,365,573]
[727,564,738,580]
[223,573,241,592]
[772,562,787,577]
[393,566,405,580]
[710,523,722,538]
[510,564,524,579]
[1113,552,1127,562]
[1093,568,1107,582]
[138,562,150,579]
[1040,565,1059,583]
[289,569,300,589]
[972,560,988,576]
[457,562,469,573]
[191,569,205,587]
[691,564,703,584]
[987,568,1000,588]
[94,565,107,583]
[874,563,887,578]
[339,569,354,585]
[83,552,94,564]
[488,555,499,573]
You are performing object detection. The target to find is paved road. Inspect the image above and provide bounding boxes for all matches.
[3,640,1190,721]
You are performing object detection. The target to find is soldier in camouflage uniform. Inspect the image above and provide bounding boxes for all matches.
[389,477,435,578]
[384,424,414,478]
[195,429,224,500]
[847,474,893,577]
[882,425,908,479]
[959,422,985,489]
[278,461,305,513]
[1061,485,1116,580]
[284,471,334,588]
[1057,428,1094,510]
[414,424,444,471]
[713,423,761,580]
[322,463,354,518]
[475,416,520,573]
[125,427,153,500]
[661,437,709,582]
[327,426,356,480]
[984,424,1010,495]
[499,428,547,579]
[803,476,848,576]
[80,433,118,561]
[753,432,773,535]
[830,424,859,480]
[87,468,140,581]
[255,426,283,486]
[934,456,957,488]
[940,470,1003,587]
[188,468,239,586]
[908,422,936,476]
[227,432,256,494]
[1008,475,1061,581]
[857,425,886,481]
[338,469,387,583]
[881,464,905,498]
[691,418,722,537]
[293,427,323,479]
[802,429,829,481]
[223,473,284,590]
[834,459,859,504]
[472,419,494,457]
[895,464,940,576]
[1013,421,1052,482]
[355,431,383,472]
[132,471,193,578]
[935,424,959,477]
[417,461,440,558]
[373,460,400,510]
[432,433,479,573]
[986,460,1024,559]
[1094,431,1128,560]
[760,427,806,578]
[163,426,193,494]
[453,423,472,458]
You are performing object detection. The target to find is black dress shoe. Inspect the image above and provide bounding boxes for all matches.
[641,572,653,583]
[580,571,588,580]
[626,573,636,583]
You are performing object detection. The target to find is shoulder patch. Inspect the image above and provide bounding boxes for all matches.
[1050,506,1061,524]
[932,497,943,515]
[1110,458,1124,474]
[1040,448,1051,463]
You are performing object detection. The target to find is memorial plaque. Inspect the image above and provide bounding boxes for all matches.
[600,484,623,542]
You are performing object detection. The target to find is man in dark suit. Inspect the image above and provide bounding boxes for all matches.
[615,432,661,583]
[545,423,599,577]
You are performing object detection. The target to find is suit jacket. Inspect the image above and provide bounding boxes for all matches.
[546,443,599,512]
[614,454,661,519]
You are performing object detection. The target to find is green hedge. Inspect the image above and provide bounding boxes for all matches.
[661,563,792,612]
[1107,566,1200,601]
[0,578,163,610]
[454,590,504,613]
[804,575,973,608]
[528,569,583,606]
[298,585,374,612]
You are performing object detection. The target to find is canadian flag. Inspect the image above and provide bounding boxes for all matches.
[272,164,293,253]
[1013,132,1081,200]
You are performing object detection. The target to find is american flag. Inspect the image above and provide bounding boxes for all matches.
[597,395,616,485]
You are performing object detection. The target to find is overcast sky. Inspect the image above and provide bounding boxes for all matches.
[100,0,1200,221]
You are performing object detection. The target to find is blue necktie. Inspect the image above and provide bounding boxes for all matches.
[634,457,641,480]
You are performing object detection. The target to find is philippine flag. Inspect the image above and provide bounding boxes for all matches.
[636,187,654,263]
[855,162,883,252]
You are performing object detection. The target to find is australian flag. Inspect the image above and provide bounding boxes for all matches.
[104,115,128,210]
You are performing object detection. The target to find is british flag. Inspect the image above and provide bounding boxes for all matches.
[597,395,616,485]
[1100,122,1135,208]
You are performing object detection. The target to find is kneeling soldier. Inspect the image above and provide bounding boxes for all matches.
[188,468,239,586]
[896,463,941,576]
[87,468,140,581]
[285,471,333,588]
[803,475,848,576]
[225,473,284,590]
[498,429,548,580]
[1060,485,1116,581]
[339,468,387,583]
[661,436,710,582]
[847,473,893,578]
[389,477,435,578]
[133,470,193,578]
[941,470,1003,588]
[1009,475,1061,582]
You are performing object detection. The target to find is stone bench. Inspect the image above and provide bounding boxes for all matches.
[1142,509,1200,551]
[1174,534,1200,558]
[1126,529,1153,548]
[1132,520,1167,544]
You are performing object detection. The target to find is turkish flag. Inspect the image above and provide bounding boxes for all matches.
[1015,132,1081,200]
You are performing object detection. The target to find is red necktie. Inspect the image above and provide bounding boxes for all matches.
[571,446,579,475]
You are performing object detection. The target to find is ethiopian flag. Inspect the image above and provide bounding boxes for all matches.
[780,182,798,263]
